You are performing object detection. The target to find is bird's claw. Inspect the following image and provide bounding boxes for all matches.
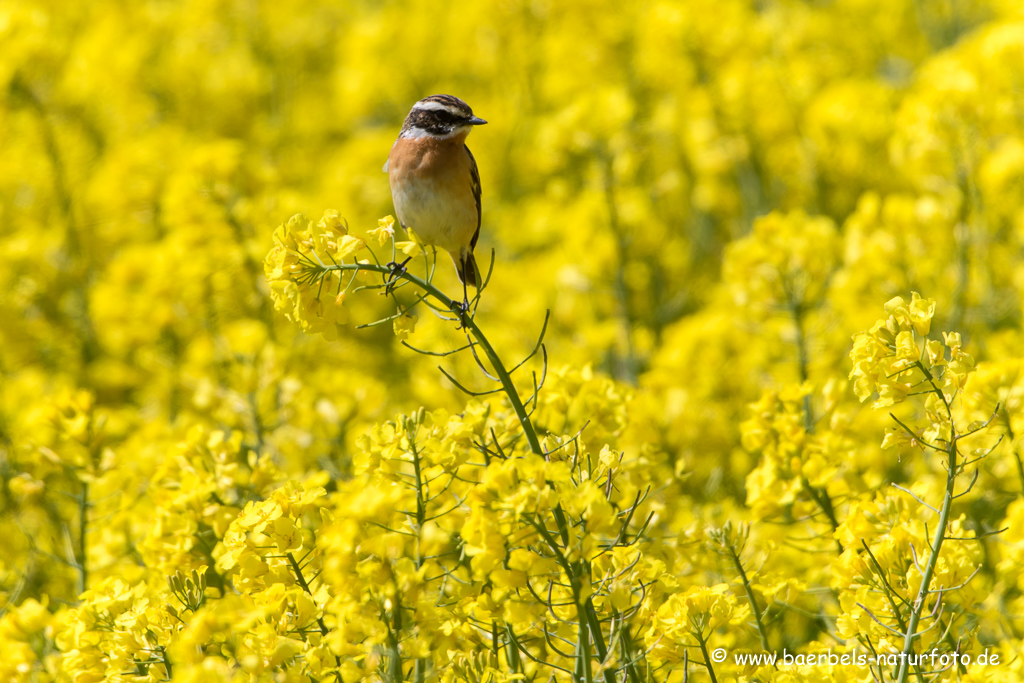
[384,258,411,294]
[451,298,471,329]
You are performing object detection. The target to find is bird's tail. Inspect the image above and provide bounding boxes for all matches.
[453,251,482,289]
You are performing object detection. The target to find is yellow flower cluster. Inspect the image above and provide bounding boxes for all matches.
[4,0,1024,681]
[725,210,841,317]
[850,293,942,406]
[833,497,983,650]
[742,383,852,528]
[266,212,368,341]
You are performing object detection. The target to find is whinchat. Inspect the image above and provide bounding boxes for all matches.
[384,94,487,305]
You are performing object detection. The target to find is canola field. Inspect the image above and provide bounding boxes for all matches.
[3,1,1024,681]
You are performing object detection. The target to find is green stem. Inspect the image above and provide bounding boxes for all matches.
[800,475,843,554]
[895,440,957,683]
[287,552,344,679]
[1013,444,1024,499]
[319,263,544,456]
[406,419,428,681]
[617,620,643,683]
[791,302,812,430]
[406,419,427,561]
[695,633,718,683]
[792,302,843,554]
[504,623,524,673]
[78,479,88,595]
[386,596,405,683]
[892,360,961,683]
[158,645,172,679]
[860,543,925,683]
[577,610,593,683]
[583,597,616,683]
[729,547,771,654]
[602,153,638,384]
[1002,415,1024,497]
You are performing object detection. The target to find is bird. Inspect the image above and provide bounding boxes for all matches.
[384,94,487,310]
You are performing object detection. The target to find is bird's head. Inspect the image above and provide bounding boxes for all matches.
[399,94,487,139]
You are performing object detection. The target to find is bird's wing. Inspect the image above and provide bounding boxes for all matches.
[466,145,482,250]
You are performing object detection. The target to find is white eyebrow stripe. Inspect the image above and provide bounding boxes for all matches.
[412,100,461,114]
[399,125,466,140]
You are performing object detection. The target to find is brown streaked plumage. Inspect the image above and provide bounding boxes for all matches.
[386,95,486,292]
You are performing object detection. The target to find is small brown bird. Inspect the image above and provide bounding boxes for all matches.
[384,95,487,306]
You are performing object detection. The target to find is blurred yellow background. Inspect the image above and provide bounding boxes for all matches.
[4,0,1024,680]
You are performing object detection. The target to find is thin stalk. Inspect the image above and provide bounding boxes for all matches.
[602,154,639,384]
[695,633,718,683]
[583,597,617,683]
[77,480,88,595]
[1013,445,1024,499]
[407,420,428,682]
[800,475,843,554]
[792,302,842,554]
[895,440,957,683]
[386,596,405,683]
[617,621,644,683]
[504,623,524,673]
[409,424,427,557]
[158,645,172,679]
[896,361,959,683]
[317,263,543,456]
[728,547,771,654]
[861,543,925,683]
[791,301,812,430]
[1001,414,1024,496]
[287,552,343,680]
[577,611,593,683]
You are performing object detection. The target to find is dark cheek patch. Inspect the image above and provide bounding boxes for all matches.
[403,109,458,136]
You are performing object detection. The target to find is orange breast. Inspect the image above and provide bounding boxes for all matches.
[387,132,478,253]
[388,132,472,183]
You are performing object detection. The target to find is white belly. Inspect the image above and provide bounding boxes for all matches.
[391,177,476,253]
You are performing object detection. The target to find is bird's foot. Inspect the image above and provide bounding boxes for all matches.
[450,298,471,329]
[384,257,411,294]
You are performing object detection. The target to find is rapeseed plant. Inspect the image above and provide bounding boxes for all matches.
[3,1,1024,681]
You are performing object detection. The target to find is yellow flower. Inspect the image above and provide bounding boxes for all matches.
[393,310,417,341]
[272,516,302,552]
[369,215,397,246]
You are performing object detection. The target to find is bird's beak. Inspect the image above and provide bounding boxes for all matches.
[468,116,487,126]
